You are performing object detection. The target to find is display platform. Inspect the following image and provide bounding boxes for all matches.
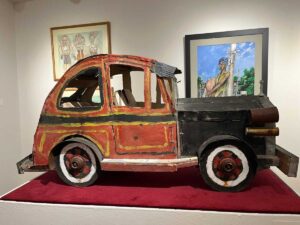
[1,167,300,214]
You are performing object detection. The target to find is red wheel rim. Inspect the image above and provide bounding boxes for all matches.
[64,148,92,179]
[212,150,243,181]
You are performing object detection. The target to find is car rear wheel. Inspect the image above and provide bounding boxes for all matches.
[199,142,256,192]
[55,142,99,186]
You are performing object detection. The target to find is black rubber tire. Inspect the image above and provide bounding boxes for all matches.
[199,141,256,192]
[55,142,100,187]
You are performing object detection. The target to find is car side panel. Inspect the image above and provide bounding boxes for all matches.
[33,124,115,165]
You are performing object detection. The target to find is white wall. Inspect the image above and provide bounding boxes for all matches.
[0,0,21,194]
[13,0,300,192]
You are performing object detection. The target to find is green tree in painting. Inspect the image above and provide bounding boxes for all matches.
[234,76,238,82]
[238,67,254,95]
[197,76,205,97]
[198,76,204,90]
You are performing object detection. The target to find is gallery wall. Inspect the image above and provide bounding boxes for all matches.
[8,0,300,193]
[0,0,21,194]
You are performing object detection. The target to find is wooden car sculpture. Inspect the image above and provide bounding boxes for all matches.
[17,54,299,192]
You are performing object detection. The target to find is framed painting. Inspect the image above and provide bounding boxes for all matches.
[51,22,111,81]
[184,28,268,98]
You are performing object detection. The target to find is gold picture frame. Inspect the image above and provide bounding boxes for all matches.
[51,22,111,81]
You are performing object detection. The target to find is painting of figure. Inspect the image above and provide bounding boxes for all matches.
[51,22,111,81]
[197,42,255,97]
[59,35,73,71]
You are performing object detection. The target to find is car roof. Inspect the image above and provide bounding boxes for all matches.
[68,54,181,78]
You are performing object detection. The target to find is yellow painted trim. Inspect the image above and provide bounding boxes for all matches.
[115,126,169,151]
[43,111,174,117]
[38,121,176,128]
[38,129,110,157]
[38,132,47,153]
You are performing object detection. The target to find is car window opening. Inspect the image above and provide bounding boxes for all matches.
[59,66,102,109]
[110,64,145,108]
[150,73,166,109]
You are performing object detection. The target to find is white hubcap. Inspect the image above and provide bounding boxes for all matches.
[59,143,97,184]
[206,145,249,187]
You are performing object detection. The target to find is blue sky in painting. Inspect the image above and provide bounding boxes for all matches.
[197,42,255,82]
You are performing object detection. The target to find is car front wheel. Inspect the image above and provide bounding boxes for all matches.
[199,142,256,192]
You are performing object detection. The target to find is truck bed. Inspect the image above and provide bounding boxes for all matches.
[176,95,275,112]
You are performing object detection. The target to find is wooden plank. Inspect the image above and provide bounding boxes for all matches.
[276,145,299,177]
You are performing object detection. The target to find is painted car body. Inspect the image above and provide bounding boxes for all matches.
[17,54,299,192]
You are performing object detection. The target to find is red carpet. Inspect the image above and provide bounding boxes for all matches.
[2,168,300,213]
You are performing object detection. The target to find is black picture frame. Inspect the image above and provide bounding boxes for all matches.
[184,28,269,98]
